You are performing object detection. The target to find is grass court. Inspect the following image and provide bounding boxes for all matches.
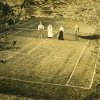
[0,17,99,99]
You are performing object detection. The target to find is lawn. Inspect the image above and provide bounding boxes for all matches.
[0,17,99,100]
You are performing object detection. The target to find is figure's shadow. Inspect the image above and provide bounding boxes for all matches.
[78,34,100,40]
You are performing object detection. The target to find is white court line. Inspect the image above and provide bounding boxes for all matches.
[0,23,37,59]
[0,76,90,90]
[27,39,48,54]
[0,40,91,90]
[17,28,37,31]
[20,19,39,26]
[0,20,33,35]
[89,52,99,89]
[9,24,34,37]
[7,21,38,37]
[16,28,47,32]
[19,20,33,27]
[66,40,89,85]
[66,84,90,90]
[0,51,77,60]
[27,38,67,55]
[46,56,77,60]
[0,23,35,61]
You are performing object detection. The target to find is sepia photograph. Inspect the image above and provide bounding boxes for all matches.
[0,0,100,100]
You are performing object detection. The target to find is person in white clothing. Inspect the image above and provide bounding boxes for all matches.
[60,25,64,31]
[38,21,44,38]
[47,24,53,38]
[74,24,79,40]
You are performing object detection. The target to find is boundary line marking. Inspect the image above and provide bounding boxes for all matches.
[46,56,77,60]
[0,20,33,36]
[0,76,90,90]
[16,28,37,31]
[66,40,89,85]
[89,52,99,89]
[0,23,37,59]
[19,20,33,27]
[27,39,48,54]
[5,21,38,37]
[16,28,47,32]
[0,50,78,60]
[9,24,34,37]
[19,19,40,27]
[66,84,90,90]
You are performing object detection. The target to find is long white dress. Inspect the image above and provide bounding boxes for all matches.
[47,24,53,38]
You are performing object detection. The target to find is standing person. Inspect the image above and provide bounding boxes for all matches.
[74,24,79,40]
[47,24,53,38]
[38,21,44,38]
[58,25,64,40]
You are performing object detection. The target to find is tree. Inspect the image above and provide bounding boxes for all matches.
[2,2,11,16]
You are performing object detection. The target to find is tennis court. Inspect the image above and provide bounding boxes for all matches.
[0,18,97,90]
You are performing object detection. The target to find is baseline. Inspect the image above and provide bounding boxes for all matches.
[0,76,90,90]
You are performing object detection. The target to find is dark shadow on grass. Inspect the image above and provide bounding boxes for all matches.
[78,34,100,40]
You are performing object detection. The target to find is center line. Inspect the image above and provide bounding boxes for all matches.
[27,39,48,54]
